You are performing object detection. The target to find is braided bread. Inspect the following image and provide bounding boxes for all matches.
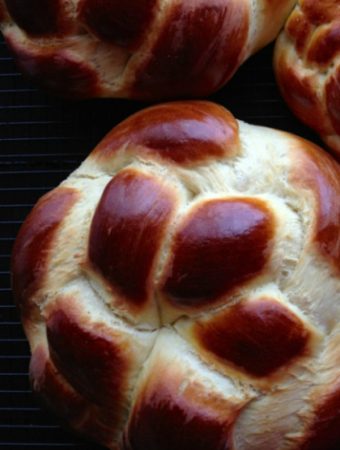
[1,1,339,156]
[12,101,340,450]
[274,0,340,156]
[0,0,295,99]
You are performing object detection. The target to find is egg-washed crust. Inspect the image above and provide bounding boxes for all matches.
[0,0,295,99]
[0,0,339,154]
[274,0,340,157]
[11,101,340,449]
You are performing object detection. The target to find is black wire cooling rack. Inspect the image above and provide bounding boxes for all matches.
[0,34,323,449]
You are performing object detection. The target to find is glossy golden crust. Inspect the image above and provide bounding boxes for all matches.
[274,0,340,156]
[89,169,177,309]
[92,101,240,166]
[11,102,340,449]
[161,198,274,308]
[46,305,128,406]
[0,0,294,99]
[194,297,311,377]
[131,0,250,98]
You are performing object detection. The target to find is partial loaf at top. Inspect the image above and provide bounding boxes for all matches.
[0,0,295,99]
[1,0,339,157]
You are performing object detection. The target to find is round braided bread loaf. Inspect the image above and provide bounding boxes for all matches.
[12,101,340,450]
[0,0,295,99]
[274,0,340,156]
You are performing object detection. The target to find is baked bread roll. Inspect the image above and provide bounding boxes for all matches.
[0,0,295,99]
[12,101,340,450]
[274,0,340,157]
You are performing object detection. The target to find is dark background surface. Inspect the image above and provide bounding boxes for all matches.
[0,35,324,449]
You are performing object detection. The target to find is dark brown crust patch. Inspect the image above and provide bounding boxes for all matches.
[131,0,249,98]
[124,374,229,450]
[30,345,88,423]
[30,345,120,446]
[89,169,175,307]
[195,298,310,377]
[4,0,71,36]
[11,187,79,318]
[78,0,157,48]
[46,304,127,409]
[161,198,273,308]
[94,101,239,166]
